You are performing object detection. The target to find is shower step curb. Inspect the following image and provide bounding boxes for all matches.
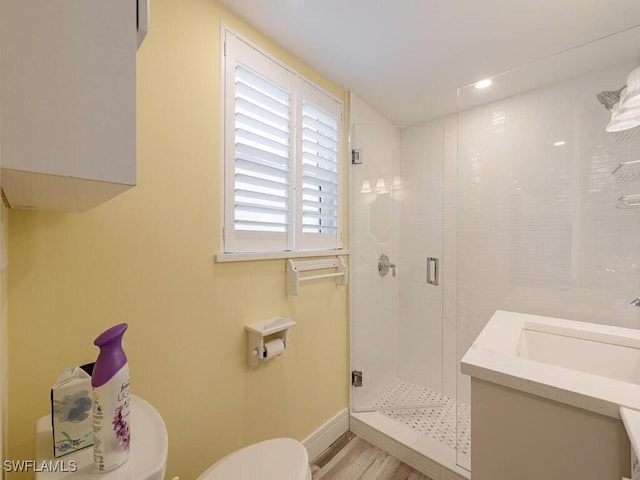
[350,411,469,480]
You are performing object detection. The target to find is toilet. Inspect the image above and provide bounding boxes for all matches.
[35,395,311,480]
[197,437,312,480]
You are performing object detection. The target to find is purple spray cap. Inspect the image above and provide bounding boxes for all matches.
[92,323,128,388]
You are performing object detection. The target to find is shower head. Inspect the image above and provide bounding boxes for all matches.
[597,86,625,111]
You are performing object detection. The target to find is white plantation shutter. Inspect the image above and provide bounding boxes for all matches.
[296,81,343,250]
[224,32,295,252]
[234,65,290,233]
[223,29,342,253]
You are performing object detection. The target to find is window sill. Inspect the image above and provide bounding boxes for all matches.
[215,249,350,263]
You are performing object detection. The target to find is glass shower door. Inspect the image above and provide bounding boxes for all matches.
[350,123,445,414]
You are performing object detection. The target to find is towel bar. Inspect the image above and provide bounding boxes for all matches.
[286,257,348,295]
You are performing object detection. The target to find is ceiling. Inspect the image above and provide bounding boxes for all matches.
[217,0,640,125]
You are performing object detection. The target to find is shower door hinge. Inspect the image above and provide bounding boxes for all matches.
[352,149,362,164]
[351,370,363,387]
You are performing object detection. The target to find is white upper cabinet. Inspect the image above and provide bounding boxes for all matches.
[0,0,139,212]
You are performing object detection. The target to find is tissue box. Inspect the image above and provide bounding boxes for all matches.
[50,363,94,457]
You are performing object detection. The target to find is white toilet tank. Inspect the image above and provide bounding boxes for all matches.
[34,395,168,480]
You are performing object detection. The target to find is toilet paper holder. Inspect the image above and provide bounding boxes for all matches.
[245,317,296,367]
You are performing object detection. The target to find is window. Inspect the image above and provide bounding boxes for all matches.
[222,28,343,254]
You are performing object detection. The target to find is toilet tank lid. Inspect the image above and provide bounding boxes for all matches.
[197,438,309,480]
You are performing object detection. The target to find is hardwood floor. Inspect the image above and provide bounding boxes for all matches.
[310,432,434,480]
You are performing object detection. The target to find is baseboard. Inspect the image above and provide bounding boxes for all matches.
[302,408,349,462]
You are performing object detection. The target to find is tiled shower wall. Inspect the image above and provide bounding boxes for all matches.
[394,58,640,471]
[455,60,640,406]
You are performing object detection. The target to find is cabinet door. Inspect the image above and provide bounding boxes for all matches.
[0,0,137,211]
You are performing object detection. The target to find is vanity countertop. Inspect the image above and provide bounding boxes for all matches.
[461,310,640,419]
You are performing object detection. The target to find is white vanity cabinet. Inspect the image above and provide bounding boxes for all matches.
[0,0,140,212]
[461,311,638,480]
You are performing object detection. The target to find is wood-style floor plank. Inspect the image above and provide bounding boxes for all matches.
[315,437,380,480]
[311,432,435,480]
[389,463,432,480]
[359,450,401,479]
[313,431,357,469]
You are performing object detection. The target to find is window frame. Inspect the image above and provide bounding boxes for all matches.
[221,26,344,256]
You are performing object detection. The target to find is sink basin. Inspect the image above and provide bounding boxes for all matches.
[517,322,640,384]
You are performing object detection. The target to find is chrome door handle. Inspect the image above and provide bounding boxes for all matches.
[427,257,439,286]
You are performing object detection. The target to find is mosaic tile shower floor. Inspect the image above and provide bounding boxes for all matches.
[372,379,471,458]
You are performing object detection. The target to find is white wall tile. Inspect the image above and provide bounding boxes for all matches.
[455,61,640,411]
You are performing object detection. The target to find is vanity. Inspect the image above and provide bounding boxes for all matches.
[462,310,640,480]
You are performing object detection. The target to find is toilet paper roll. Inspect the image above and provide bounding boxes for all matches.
[263,338,285,359]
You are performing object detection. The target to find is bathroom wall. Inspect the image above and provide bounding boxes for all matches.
[1,204,6,474]
[1,41,6,471]
[5,1,349,479]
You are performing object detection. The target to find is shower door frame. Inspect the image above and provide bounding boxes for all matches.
[349,123,446,415]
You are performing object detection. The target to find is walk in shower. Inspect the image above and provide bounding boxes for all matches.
[349,111,467,478]
[350,24,640,479]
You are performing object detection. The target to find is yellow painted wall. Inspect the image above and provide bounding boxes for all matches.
[6,0,349,478]
[1,24,7,476]
[1,204,7,479]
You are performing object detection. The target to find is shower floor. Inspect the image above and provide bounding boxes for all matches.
[372,379,471,460]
